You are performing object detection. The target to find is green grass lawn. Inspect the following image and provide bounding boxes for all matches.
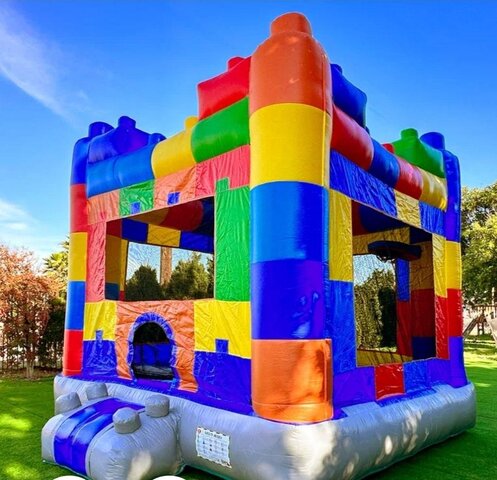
[1,337,495,480]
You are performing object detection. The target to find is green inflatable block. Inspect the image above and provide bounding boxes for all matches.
[191,97,249,163]
[214,179,250,301]
[392,128,445,178]
[119,179,155,217]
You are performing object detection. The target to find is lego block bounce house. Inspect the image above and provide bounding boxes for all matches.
[42,13,476,480]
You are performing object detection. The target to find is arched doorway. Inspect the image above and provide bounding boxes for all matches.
[130,321,174,381]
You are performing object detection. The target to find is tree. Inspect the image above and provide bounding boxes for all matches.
[0,244,57,378]
[126,265,164,301]
[43,239,69,297]
[164,252,210,300]
[206,256,214,298]
[461,181,497,305]
[354,267,396,349]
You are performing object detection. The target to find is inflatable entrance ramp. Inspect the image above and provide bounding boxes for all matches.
[42,385,181,479]
[43,11,476,480]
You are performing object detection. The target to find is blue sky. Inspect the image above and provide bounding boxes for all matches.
[0,0,496,258]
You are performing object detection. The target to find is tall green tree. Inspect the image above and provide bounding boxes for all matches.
[461,181,497,305]
[126,265,164,301]
[355,268,396,349]
[164,252,210,300]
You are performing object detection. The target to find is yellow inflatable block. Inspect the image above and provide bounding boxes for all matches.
[353,228,410,256]
[105,234,122,285]
[357,349,411,366]
[395,191,421,228]
[147,225,181,247]
[446,241,462,290]
[194,300,251,358]
[419,169,447,210]
[250,103,331,187]
[410,241,434,290]
[119,239,128,291]
[433,234,447,297]
[68,232,87,281]
[151,116,198,178]
[84,300,117,341]
[329,189,353,281]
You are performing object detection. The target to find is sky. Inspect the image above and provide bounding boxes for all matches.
[0,0,496,259]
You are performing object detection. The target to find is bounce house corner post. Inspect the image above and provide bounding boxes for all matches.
[249,12,333,423]
[63,155,90,377]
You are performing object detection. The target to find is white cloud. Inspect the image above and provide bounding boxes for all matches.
[0,3,90,121]
[0,197,60,259]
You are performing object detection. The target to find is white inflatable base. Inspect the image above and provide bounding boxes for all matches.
[43,376,476,480]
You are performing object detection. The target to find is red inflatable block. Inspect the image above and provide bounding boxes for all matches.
[106,219,122,237]
[70,184,88,233]
[436,295,449,359]
[383,143,394,153]
[395,157,423,199]
[351,201,369,235]
[396,300,412,356]
[375,363,405,400]
[411,289,435,336]
[447,288,463,336]
[161,200,203,231]
[331,106,373,170]
[63,329,83,376]
[86,222,106,302]
[197,56,251,120]
[195,145,250,198]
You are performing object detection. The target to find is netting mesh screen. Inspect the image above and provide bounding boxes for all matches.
[353,255,397,350]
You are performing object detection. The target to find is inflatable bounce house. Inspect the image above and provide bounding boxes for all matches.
[42,12,476,480]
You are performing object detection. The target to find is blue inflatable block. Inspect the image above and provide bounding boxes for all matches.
[442,150,461,242]
[330,151,397,218]
[142,344,156,365]
[396,260,410,301]
[359,204,404,233]
[180,232,214,254]
[105,282,120,300]
[114,144,155,189]
[422,133,461,242]
[410,226,432,244]
[192,199,215,236]
[168,192,180,205]
[420,202,444,236]
[65,281,86,330]
[404,360,429,393]
[87,156,119,197]
[194,351,251,405]
[71,138,91,186]
[251,182,327,263]
[412,336,436,360]
[327,280,356,374]
[428,358,450,385]
[130,202,141,214]
[369,140,400,188]
[333,367,375,409]
[156,343,173,366]
[216,339,229,353]
[251,259,325,340]
[331,64,367,127]
[88,116,164,164]
[449,336,468,387]
[122,219,148,243]
[82,337,117,377]
[133,344,144,364]
[71,122,112,185]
